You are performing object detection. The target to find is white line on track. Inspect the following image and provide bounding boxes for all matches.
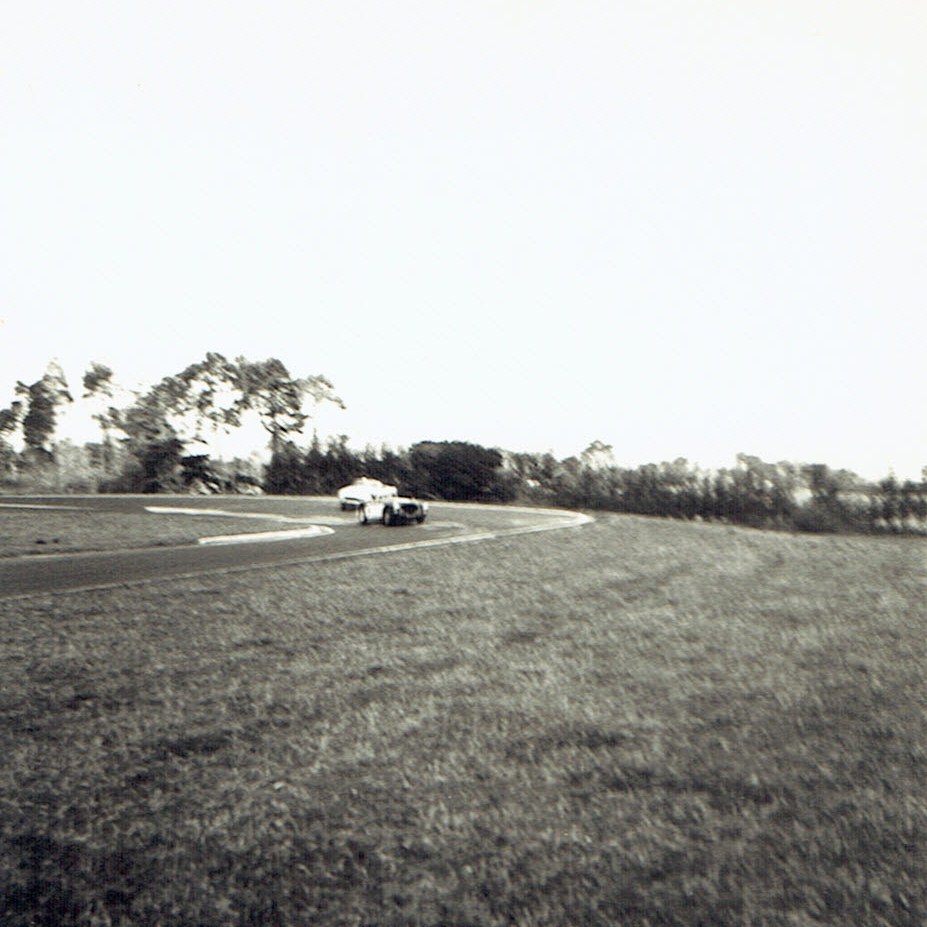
[198,525,335,545]
[146,503,591,548]
[145,505,335,545]
[145,505,318,524]
[0,503,85,510]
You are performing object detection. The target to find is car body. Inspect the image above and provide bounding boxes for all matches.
[357,494,428,526]
[337,477,398,510]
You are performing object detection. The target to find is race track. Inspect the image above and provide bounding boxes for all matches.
[0,496,591,599]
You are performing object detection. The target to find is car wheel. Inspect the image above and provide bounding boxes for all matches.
[382,508,393,526]
[416,514,426,524]
[357,505,369,525]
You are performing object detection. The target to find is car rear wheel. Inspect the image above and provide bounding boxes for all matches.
[382,507,394,526]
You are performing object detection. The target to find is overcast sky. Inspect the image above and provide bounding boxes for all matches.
[2,1,925,478]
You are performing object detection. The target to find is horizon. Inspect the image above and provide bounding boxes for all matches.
[2,3,925,483]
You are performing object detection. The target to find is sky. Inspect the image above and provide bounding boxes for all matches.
[2,1,925,479]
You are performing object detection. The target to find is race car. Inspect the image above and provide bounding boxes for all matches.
[356,494,428,526]
[337,477,398,510]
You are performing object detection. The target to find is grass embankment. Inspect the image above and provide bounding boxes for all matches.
[1,514,925,925]
[0,508,300,558]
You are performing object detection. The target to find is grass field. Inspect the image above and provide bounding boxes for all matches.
[0,506,308,558]
[1,509,925,925]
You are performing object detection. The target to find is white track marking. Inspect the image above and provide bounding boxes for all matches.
[145,505,335,545]
[198,525,334,545]
[179,510,593,577]
[439,502,594,521]
[145,506,317,523]
[149,502,592,549]
[0,503,84,510]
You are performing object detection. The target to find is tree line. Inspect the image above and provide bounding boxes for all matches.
[263,441,927,535]
[1,355,342,494]
[2,357,926,535]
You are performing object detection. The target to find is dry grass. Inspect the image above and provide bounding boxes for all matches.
[0,513,925,925]
[0,508,299,558]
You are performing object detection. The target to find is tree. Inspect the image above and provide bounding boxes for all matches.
[793,463,866,533]
[360,443,415,493]
[264,441,308,495]
[0,391,26,480]
[15,362,73,461]
[580,440,616,471]
[138,437,185,493]
[97,354,344,493]
[107,388,182,492]
[409,441,508,501]
[0,401,23,438]
[82,362,119,472]
[168,353,243,441]
[234,357,344,455]
[82,362,114,397]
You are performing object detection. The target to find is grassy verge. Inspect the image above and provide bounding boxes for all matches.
[1,514,925,925]
[0,509,304,558]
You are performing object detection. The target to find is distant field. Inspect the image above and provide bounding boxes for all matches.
[0,504,305,558]
[1,511,925,926]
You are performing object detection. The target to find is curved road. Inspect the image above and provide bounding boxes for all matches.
[0,496,591,599]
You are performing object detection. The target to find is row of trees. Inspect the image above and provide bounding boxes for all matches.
[265,437,515,502]
[262,441,927,535]
[1,355,342,493]
[537,451,927,534]
[2,357,925,534]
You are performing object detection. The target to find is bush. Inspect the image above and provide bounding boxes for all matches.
[792,501,842,533]
[410,441,510,502]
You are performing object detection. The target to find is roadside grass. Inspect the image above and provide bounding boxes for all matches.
[0,509,306,558]
[1,514,925,925]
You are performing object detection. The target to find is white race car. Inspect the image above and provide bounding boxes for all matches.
[337,477,398,510]
[357,494,429,526]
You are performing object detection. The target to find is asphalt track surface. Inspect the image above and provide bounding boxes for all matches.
[0,496,591,599]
